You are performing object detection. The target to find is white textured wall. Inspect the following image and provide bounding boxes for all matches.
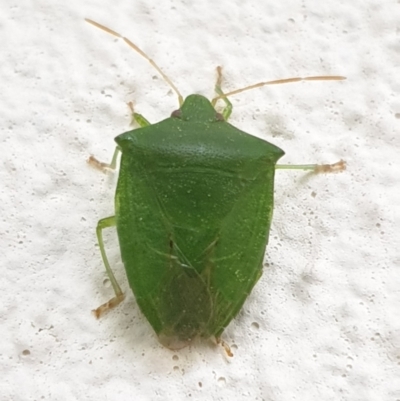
[2,0,399,400]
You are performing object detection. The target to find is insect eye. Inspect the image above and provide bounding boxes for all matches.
[171,109,182,118]
[215,112,224,121]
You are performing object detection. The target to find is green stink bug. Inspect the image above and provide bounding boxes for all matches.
[86,19,346,353]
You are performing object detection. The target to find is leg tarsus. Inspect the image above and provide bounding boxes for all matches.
[214,336,234,357]
[314,159,346,173]
[92,293,126,318]
[88,146,121,172]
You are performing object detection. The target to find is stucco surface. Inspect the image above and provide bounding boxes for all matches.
[1,1,399,400]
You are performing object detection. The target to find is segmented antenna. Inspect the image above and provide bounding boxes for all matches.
[85,18,184,106]
[212,75,345,102]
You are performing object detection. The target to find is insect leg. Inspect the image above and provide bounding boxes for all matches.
[127,101,151,127]
[93,216,125,318]
[276,159,346,173]
[213,66,233,121]
[88,146,122,172]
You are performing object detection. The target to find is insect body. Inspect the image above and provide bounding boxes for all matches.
[86,19,345,352]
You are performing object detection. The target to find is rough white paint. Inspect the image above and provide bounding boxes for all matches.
[2,0,400,400]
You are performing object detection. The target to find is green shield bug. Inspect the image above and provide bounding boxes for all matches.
[85,19,346,354]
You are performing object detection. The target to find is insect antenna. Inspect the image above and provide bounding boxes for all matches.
[85,18,184,106]
[211,75,346,103]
